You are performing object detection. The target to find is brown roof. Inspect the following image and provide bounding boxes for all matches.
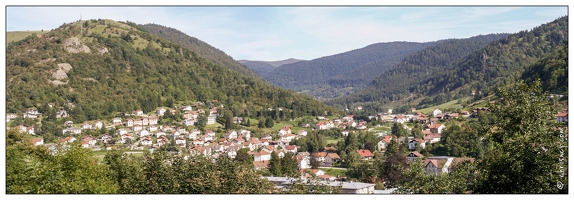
[253,160,270,168]
[286,145,297,150]
[428,123,443,129]
[381,135,393,143]
[327,153,340,159]
[29,137,43,144]
[409,151,424,157]
[556,112,568,117]
[356,149,374,157]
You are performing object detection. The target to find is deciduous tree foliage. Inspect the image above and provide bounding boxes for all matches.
[473,79,568,194]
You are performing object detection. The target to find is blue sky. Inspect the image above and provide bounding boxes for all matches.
[4,5,569,61]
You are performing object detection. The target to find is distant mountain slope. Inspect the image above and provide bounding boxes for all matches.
[238,58,304,76]
[140,24,260,79]
[263,42,437,99]
[521,46,568,94]
[5,19,342,122]
[329,16,567,111]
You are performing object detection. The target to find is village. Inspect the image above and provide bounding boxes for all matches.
[6,103,569,193]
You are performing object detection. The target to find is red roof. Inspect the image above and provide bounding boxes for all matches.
[428,123,443,129]
[556,112,568,117]
[312,152,326,157]
[286,145,297,150]
[356,149,374,157]
[381,135,392,143]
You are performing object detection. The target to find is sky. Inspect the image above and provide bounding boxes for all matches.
[4,4,568,61]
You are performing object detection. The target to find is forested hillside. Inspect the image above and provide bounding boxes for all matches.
[263,42,437,99]
[521,46,568,94]
[329,16,567,112]
[5,19,342,122]
[140,24,259,78]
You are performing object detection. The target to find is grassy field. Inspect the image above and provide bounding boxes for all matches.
[320,167,347,177]
[7,30,46,44]
[325,136,344,145]
[416,96,472,114]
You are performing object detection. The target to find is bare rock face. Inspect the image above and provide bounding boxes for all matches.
[98,47,109,55]
[63,37,91,53]
[50,63,73,85]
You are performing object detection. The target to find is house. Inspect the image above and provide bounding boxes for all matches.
[6,113,18,122]
[141,137,153,146]
[297,155,310,169]
[93,121,104,129]
[63,127,82,135]
[111,117,122,125]
[29,137,44,146]
[341,131,349,137]
[556,112,568,123]
[137,130,150,137]
[428,123,445,134]
[156,107,167,116]
[424,158,447,175]
[132,124,143,132]
[311,152,327,163]
[261,134,273,140]
[431,109,443,117]
[318,174,336,181]
[445,113,459,120]
[280,126,292,135]
[133,119,144,126]
[175,138,187,147]
[252,151,272,162]
[205,130,216,137]
[285,145,298,153]
[134,110,144,116]
[207,115,217,124]
[315,121,334,130]
[27,126,35,135]
[253,160,270,170]
[148,116,159,125]
[356,149,374,160]
[406,151,424,163]
[58,136,76,144]
[81,135,97,146]
[232,117,243,124]
[280,134,296,143]
[224,130,238,139]
[408,139,426,150]
[312,169,326,176]
[324,153,340,166]
[56,109,68,118]
[377,135,393,151]
[81,122,92,129]
[99,134,113,144]
[182,118,195,126]
[423,132,441,144]
[125,118,134,127]
[356,122,367,130]
[394,115,408,124]
[116,128,128,136]
[238,129,251,140]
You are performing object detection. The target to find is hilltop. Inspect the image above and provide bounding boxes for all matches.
[5,19,342,122]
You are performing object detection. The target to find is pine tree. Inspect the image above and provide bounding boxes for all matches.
[268,151,282,176]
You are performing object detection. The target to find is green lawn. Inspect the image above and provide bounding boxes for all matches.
[320,167,347,177]
[416,97,472,114]
[325,136,344,145]
[7,30,46,44]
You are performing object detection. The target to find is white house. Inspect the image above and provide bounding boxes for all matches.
[432,109,443,117]
[156,107,167,116]
[253,151,272,162]
[182,118,195,126]
[298,130,308,136]
[377,136,393,151]
[393,115,408,124]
